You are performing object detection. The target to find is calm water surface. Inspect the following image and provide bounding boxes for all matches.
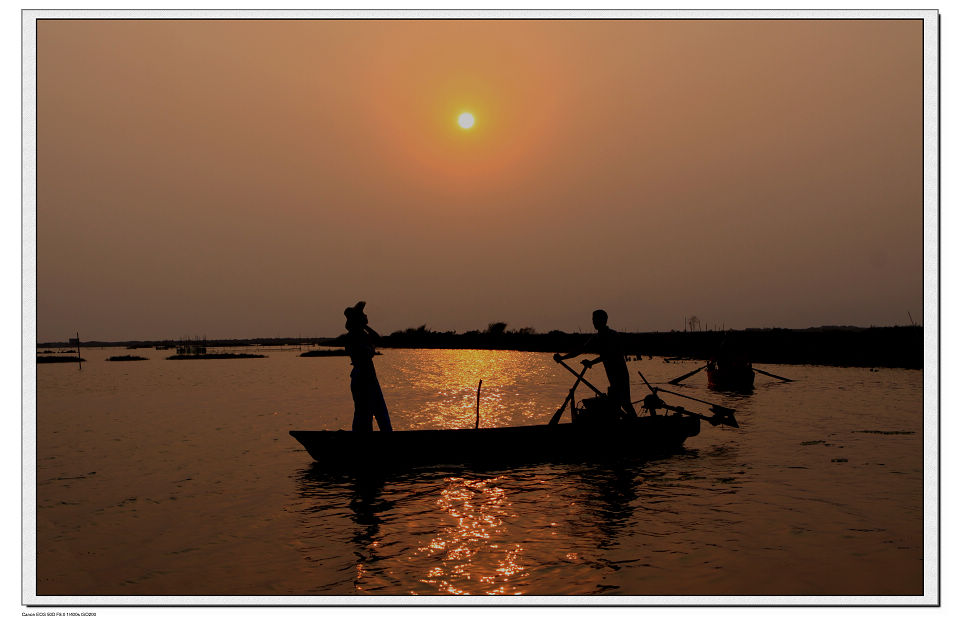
[35,348,923,597]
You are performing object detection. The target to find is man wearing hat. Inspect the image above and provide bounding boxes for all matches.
[343,301,392,432]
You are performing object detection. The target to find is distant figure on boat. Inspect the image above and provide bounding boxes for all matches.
[708,332,755,391]
[343,301,392,433]
[554,309,639,419]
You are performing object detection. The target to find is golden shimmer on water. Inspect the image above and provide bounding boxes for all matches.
[413,476,526,595]
[387,350,559,430]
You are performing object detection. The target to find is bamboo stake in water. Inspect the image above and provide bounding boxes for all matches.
[76,331,82,371]
[475,380,482,429]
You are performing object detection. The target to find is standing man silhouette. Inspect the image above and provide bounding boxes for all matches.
[554,309,639,419]
[343,301,392,432]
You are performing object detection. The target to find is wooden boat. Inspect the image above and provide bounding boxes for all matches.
[291,360,740,469]
[291,408,700,469]
[706,359,755,391]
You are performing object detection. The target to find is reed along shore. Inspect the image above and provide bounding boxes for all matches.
[373,325,922,369]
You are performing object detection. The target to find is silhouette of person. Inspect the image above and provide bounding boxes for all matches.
[554,309,639,419]
[715,331,749,372]
[343,301,392,433]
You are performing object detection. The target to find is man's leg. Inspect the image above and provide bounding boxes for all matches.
[611,382,639,419]
[351,371,373,432]
[370,374,392,432]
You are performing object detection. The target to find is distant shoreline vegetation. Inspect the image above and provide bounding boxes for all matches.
[37,324,922,369]
[372,324,922,369]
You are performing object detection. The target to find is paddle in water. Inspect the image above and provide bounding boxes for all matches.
[668,365,706,385]
[753,367,794,382]
[549,363,590,426]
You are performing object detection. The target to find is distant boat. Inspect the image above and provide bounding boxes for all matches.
[706,359,755,392]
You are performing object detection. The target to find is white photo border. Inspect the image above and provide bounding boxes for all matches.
[21,7,940,607]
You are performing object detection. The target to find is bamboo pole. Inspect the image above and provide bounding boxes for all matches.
[475,380,483,429]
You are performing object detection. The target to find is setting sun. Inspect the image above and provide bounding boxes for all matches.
[458,112,475,129]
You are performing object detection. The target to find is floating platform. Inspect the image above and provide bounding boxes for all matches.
[166,353,266,360]
[37,356,86,364]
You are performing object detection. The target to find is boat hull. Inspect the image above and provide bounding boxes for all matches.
[290,415,700,469]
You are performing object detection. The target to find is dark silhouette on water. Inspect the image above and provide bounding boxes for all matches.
[342,301,392,433]
[706,331,755,392]
[293,467,395,593]
[554,310,639,419]
[668,331,794,390]
[290,317,737,468]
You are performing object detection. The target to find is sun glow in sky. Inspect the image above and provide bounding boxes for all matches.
[36,19,924,340]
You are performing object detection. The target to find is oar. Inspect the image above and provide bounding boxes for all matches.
[556,358,605,396]
[636,368,657,395]
[636,372,739,428]
[654,387,739,427]
[753,367,794,383]
[668,365,706,385]
[548,363,589,426]
[654,386,725,410]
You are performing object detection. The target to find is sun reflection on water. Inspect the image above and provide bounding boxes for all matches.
[385,349,559,430]
[412,475,527,595]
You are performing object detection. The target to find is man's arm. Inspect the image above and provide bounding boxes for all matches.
[554,336,599,366]
[554,350,580,362]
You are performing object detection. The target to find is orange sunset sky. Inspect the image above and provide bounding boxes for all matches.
[36,19,923,341]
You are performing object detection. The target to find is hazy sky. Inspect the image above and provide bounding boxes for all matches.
[36,19,923,341]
